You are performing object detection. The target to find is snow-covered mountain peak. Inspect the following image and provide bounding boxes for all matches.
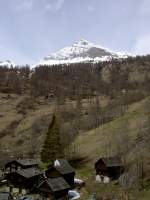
[37,39,129,66]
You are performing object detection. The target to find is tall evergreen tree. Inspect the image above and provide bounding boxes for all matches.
[41,115,63,164]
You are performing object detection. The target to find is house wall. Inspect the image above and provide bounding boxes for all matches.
[95,161,123,180]
[7,173,26,188]
[5,162,38,172]
[7,173,42,191]
[63,173,75,187]
[25,175,41,190]
[38,181,69,199]
[54,189,69,199]
[5,162,22,172]
[108,166,123,179]
[95,160,107,175]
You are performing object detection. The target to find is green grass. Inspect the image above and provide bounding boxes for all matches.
[72,97,150,166]
[71,97,150,200]
[131,188,150,200]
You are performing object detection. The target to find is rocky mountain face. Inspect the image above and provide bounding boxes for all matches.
[37,39,128,66]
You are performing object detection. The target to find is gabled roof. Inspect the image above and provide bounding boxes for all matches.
[10,168,42,179]
[39,177,70,192]
[5,159,38,167]
[0,192,11,200]
[16,159,38,166]
[95,156,123,167]
[53,159,75,175]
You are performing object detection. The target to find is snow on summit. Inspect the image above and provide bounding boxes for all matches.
[37,39,128,66]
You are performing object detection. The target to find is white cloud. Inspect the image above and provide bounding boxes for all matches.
[14,0,34,11]
[139,0,150,15]
[87,5,95,12]
[44,2,53,11]
[44,0,65,12]
[55,0,65,11]
[133,34,150,55]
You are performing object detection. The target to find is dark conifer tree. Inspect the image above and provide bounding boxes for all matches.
[41,115,63,164]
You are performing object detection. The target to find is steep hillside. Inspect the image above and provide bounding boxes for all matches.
[72,97,150,200]
[0,92,110,165]
[73,97,150,163]
[0,93,53,164]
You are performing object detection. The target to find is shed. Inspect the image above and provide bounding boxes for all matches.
[5,159,38,172]
[0,192,13,200]
[38,177,70,199]
[6,167,43,191]
[95,156,124,180]
[46,159,75,187]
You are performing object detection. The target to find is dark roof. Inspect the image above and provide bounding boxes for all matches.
[5,159,38,167]
[96,157,123,167]
[0,193,11,200]
[53,159,75,175]
[16,159,38,166]
[12,168,42,179]
[39,177,70,192]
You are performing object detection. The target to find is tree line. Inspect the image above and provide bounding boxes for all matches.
[0,55,150,99]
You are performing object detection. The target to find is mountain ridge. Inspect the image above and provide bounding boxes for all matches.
[37,39,129,66]
[0,39,130,67]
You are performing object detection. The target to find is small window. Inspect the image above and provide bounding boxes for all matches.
[11,164,16,171]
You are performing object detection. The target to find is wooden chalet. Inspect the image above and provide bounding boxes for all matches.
[6,167,43,192]
[37,177,70,199]
[46,159,75,187]
[5,159,38,172]
[95,156,124,180]
[0,192,13,200]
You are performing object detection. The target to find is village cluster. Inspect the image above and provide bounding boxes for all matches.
[0,156,124,200]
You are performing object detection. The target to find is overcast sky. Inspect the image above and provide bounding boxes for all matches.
[0,0,150,65]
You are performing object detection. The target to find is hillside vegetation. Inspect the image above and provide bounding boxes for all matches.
[72,97,150,200]
[73,97,150,163]
[0,55,150,199]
